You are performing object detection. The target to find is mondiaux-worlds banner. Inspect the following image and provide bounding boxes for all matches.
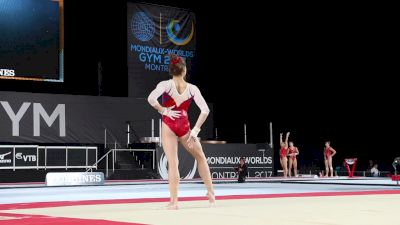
[127,3,196,98]
[157,144,274,179]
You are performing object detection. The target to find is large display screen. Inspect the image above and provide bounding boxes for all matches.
[0,0,64,82]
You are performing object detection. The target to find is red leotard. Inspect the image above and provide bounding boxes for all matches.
[288,147,297,160]
[324,147,332,158]
[148,80,210,137]
[161,92,192,137]
[280,147,287,158]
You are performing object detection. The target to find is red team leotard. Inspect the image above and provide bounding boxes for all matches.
[148,79,210,137]
[288,147,297,160]
[280,147,287,158]
[324,147,332,158]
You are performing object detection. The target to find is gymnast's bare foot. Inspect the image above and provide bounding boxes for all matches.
[166,202,179,210]
[207,191,216,206]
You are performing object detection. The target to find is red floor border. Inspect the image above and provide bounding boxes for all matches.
[1,189,400,211]
[0,212,146,225]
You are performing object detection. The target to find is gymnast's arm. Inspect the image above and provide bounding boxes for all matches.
[148,82,181,120]
[330,147,337,157]
[285,132,290,147]
[192,85,210,132]
[147,81,166,113]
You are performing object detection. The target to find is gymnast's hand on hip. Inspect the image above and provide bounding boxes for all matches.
[160,106,181,120]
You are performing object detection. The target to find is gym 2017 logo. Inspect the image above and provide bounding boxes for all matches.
[131,12,194,46]
[166,19,194,46]
[131,12,155,42]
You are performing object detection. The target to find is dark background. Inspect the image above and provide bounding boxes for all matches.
[0,1,396,171]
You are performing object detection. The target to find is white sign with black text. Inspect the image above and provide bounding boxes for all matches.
[46,172,105,186]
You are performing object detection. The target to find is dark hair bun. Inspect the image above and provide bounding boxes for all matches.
[169,54,186,76]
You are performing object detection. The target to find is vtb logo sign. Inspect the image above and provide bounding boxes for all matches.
[0,101,66,137]
[16,153,37,162]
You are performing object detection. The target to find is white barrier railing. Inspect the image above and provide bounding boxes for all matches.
[0,145,97,171]
[87,148,156,178]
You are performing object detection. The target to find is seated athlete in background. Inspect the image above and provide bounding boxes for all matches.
[147,54,215,209]
[235,157,248,183]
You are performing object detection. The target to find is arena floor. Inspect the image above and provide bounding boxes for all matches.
[0,178,399,225]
